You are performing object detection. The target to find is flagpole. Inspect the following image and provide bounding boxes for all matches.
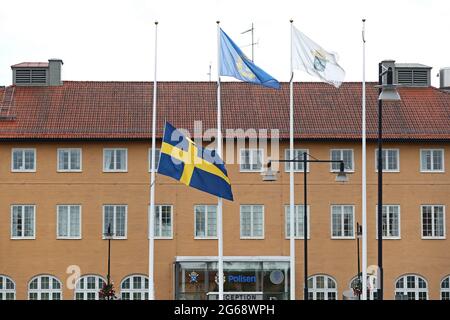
[361,18,368,301]
[289,19,296,301]
[148,20,158,301]
[216,20,224,301]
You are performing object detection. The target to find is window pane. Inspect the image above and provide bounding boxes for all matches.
[13,150,23,170]
[252,150,262,171]
[195,206,205,237]
[104,150,114,170]
[421,150,432,170]
[240,150,250,170]
[71,149,81,170]
[161,206,171,237]
[24,150,35,170]
[104,206,114,235]
[240,206,252,237]
[24,206,34,237]
[70,206,81,237]
[332,206,342,237]
[207,206,217,237]
[115,206,126,237]
[253,205,263,237]
[58,206,69,237]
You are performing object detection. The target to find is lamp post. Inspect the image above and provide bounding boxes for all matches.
[262,152,348,300]
[104,223,114,299]
[356,222,362,300]
[376,61,401,300]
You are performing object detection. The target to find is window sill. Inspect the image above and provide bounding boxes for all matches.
[239,170,263,173]
[102,237,127,240]
[240,237,265,240]
[420,170,445,173]
[11,170,36,173]
[194,237,218,240]
[57,170,82,173]
[11,237,36,240]
[421,236,446,240]
[57,237,82,240]
[103,170,128,173]
[153,237,173,240]
[331,236,355,240]
[285,237,311,240]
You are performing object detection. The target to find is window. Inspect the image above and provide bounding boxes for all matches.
[240,205,264,239]
[421,205,445,239]
[240,149,263,172]
[395,275,428,300]
[441,276,450,300]
[195,205,217,238]
[57,205,81,239]
[28,275,62,300]
[0,275,15,300]
[57,148,82,171]
[120,275,149,300]
[103,205,127,239]
[151,205,173,238]
[285,205,310,239]
[284,149,309,172]
[12,148,36,172]
[376,205,401,239]
[103,148,127,172]
[330,149,354,172]
[75,275,106,300]
[11,205,35,239]
[420,149,444,172]
[307,275,337,300]
[148,148,161,172]
[376,149,399,172]
[331,205,354,239]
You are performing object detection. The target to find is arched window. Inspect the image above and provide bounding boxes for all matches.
[349,276,379,300]
[0,275,16,300]
[28,275,62,300]
[395,274,428,300]
[74,275,106,300]
[120,275,149,300]
[307,275,337,300]
[441,275,450,300]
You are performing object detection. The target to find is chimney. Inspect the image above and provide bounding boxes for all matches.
[48,59,63,86]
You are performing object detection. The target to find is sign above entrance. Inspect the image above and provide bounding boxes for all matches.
[207,292,263,300]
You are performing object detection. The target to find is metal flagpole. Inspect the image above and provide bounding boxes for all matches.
[216,20,224,301]
[148,20,158,300]
[289,19,296,300]
[361,18,368,301]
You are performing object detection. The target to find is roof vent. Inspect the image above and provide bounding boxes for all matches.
[11,59,63,86]
[394,63,431,87]
[439,67,450,91]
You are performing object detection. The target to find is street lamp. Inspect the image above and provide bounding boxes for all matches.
[104,223,114,290]
[262,152,348,300]
[375,61,401,300]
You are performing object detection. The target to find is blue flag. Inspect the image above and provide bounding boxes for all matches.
[219,28,280,89]
[157,122,234,201]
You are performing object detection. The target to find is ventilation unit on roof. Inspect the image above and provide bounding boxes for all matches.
[394,63,431,87]
[11,59,63,86]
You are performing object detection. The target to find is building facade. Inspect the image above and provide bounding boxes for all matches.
[0,60,449,300]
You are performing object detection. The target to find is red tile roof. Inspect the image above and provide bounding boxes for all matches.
[11,62,49,68]
[0,81,449,140]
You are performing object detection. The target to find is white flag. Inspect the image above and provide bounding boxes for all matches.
[292,26,345,88]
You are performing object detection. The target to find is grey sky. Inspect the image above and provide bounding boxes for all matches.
[1,0,449,87]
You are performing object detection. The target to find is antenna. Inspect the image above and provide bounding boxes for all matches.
[241,22,257,62]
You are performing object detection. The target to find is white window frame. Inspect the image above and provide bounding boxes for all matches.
[74,275,106,300]
[11,148,36,172]
[57,148,82,172]
[420,149,445,173]
[149,205,173,239]
[194,204,218,239]
[307,275,338,300]
[421,205,446,239]
[103,148,128,172]
[239,149,263,172]
[284,205,310,239]
[240,205,265,239]
[148,148,161,172]
[28,275,63,300]
[395,274,428,300]
[56,205,82,239]
[441,275,450,300]
[0,275,16,300]
[330,205,355,239]
[284,149,310,172]
[120,274,149,300]
[11,205,36,240]
[330,149,354,172]
[375,148,400,172]
[375,205,401,240]
[102,205,128,239]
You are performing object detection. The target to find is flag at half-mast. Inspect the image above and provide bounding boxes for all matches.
[292,25,345,88]
[219,28,280,89]
[157,122,234,201]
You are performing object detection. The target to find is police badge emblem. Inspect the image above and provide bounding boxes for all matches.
[312,49,327,72]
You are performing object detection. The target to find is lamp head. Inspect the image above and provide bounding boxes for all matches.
[335,161,348,182]
[261,161,277,182]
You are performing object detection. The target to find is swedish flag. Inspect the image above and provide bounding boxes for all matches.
[157,122,234,201]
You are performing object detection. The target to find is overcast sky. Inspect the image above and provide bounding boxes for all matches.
[1,0,449,87]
